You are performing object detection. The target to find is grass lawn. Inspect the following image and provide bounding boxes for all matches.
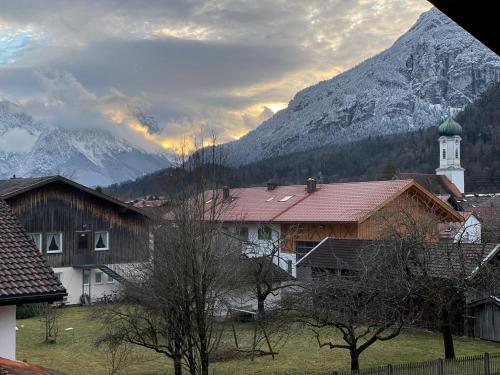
[17,306,500,375]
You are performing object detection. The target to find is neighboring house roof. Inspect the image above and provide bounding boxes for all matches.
[297,237,499,279]
[468,295,500,308]
[0,200,66,305]
[459,193,500,209]
[210,179,463,224]
[296,238,373,270]
[0,357,66,375]
[0,176,148,217]
[398,173,463,200]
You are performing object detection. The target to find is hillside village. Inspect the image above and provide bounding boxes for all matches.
[0,2,500,375]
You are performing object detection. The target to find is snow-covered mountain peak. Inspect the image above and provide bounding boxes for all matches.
[0,105,171,186]
[221,8,500,166]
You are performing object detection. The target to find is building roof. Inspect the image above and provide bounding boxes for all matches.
[211,179,463,224]
[296,238,373,270]
[297,237,499,279]
[438,117,462,137]
[0,176,148,218]
[0,357,66,375]
[398,173,462,200]
[0,200,66,305]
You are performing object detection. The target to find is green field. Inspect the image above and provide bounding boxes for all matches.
[17,307,500,375]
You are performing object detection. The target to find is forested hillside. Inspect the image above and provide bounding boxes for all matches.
[106,82,500,200]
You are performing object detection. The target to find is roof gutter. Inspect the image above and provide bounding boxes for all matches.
[0,291,67,306]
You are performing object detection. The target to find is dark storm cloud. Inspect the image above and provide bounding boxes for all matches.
[0,0,432,149]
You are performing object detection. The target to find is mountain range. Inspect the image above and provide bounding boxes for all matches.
[0,101,171,186]
[220,7,500,166]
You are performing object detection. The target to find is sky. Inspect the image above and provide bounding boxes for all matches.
[0,0,431,153]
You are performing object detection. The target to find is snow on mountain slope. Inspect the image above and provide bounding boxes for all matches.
[0,101,171,186]
[222,8,500,166]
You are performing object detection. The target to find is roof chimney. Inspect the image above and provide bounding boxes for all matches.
[267,181,278,191]
[306,178,317,194]
[223,186,230,199]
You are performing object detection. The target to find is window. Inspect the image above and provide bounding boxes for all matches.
[239,227,249,241]
[442,149,446,159]
[83,270,90,285]
[54,272,63,282]
[95,271,103,284]
[258,226,272,240]
[107,274,115,284]
[46,232,63,253]
[94,231,109,251]
[455,148,459,159]
[28,233,42,252]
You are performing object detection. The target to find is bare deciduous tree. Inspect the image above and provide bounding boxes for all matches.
[95,136,242,375]
[290,241,417,371]
[235,223,297,316]
[37,303,59,344]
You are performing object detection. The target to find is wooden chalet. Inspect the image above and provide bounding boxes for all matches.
[214,179,464,255]
[0,176,151,305]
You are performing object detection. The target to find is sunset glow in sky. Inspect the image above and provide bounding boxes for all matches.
[0,0,432,152]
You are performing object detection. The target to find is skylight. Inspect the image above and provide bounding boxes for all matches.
[279,195,294,202]
[266,197,274,202]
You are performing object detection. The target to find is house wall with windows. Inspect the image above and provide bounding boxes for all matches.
[6,182,149,268]
[1,177,150,305]
[52,266,119,304]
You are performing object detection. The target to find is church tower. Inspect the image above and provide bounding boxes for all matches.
[435,117,465,194]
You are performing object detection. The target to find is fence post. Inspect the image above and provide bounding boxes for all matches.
[386,364,393,375]
[437,358,444,375]
[484,352,491,375]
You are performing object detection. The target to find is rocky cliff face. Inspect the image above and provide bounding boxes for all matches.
[0,101,171,186]
[221,8,500,166]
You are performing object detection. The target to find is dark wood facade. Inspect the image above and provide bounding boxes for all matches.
[4,180,150,268]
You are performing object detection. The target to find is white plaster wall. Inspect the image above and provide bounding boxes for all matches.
[455,215,482,243]
[226,223,297,276]
[0,305,16,360]
[54,266,123,305]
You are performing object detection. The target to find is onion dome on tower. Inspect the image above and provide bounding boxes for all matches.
[438,117,462,136]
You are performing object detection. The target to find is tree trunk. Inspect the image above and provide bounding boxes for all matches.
[440,307,455,359]
[441,324,455,359]
[350,350,360,371]
[173,358,182,375]
[257,296,266,316]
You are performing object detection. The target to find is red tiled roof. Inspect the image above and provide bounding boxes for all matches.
[214,179,461,223]
[214,185,310,222]
[0,357,66,375]
[0,200,66,304]
[274,180,413,223]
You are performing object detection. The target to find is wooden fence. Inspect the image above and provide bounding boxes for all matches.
[277,352,500,375]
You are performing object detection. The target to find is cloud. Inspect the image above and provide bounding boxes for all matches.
[0,0,432,150]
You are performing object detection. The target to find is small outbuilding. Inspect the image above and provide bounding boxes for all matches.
[469,296,500,342]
